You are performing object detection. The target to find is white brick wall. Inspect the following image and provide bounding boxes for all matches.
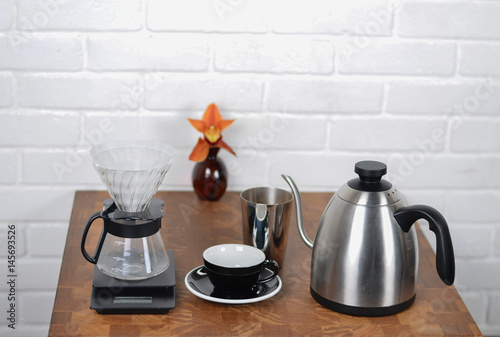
[268,79,384,113]
[0,111,80,146]
[399,2,500,39]
[87,34,210,71]
[17,0,143,31]
[0,36,83,70]
[147,0,269,32]
[18,74,142,109]
[1,0,500,335]
[0,75,13,107]
[144,76,264,111]
[460,43,500,78]
[338,40,457,76]
[214,37,335,74]
[0,0,13,31]
[386,80,500,115]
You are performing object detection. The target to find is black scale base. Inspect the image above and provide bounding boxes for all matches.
[90,250,175,314]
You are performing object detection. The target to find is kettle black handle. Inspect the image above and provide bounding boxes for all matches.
[394,205,455,286]
[81,211,106,264]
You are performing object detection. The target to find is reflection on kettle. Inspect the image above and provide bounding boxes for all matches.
[283,160,455,316]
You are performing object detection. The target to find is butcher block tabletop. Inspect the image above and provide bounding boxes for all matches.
[49,191,482,336]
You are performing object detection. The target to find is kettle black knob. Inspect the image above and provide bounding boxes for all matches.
[349,161,392,192]
[355,161,387,182]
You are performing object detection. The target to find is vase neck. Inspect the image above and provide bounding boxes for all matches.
[207,147,220,161]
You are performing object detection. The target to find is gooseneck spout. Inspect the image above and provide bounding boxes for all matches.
[282,174,314,248]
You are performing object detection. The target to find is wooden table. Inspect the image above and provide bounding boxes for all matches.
[50,191,482,336]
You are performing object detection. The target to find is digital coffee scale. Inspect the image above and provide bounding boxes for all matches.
[90,250,175,314]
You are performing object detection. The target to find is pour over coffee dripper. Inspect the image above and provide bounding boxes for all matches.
[91,140,174,213]
[81,140,175,281]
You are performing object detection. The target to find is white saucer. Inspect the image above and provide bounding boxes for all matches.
[184,266,282,305]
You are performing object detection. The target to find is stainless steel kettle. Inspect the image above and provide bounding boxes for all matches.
[282,160,455,316]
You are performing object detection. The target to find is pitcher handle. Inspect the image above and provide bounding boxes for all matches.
[81,211,106,264]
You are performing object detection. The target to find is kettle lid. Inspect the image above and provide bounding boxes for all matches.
[348,161,392,192]
[337,161,401,206]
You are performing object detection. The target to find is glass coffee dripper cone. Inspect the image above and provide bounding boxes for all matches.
[90,140,174,213]
[82,140,175,280]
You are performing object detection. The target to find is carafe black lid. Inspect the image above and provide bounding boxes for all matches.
[101,198,164,238]
[348,161,392,192]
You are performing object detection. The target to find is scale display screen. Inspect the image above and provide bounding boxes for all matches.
[113,296,153,304]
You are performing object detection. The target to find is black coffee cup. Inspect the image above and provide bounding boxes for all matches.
[203,244,279,295]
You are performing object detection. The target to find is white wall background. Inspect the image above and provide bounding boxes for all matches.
[1,0,500,335]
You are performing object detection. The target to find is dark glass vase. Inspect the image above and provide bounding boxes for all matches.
[192,147,228,201]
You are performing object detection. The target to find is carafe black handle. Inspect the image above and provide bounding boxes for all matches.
[81,211,106,264]
[394,205,455,286]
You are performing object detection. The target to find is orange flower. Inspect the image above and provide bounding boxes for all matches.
[188,103,236,162]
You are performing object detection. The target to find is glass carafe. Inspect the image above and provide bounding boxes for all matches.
[81,199,169,280]
[97,229,169,280]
